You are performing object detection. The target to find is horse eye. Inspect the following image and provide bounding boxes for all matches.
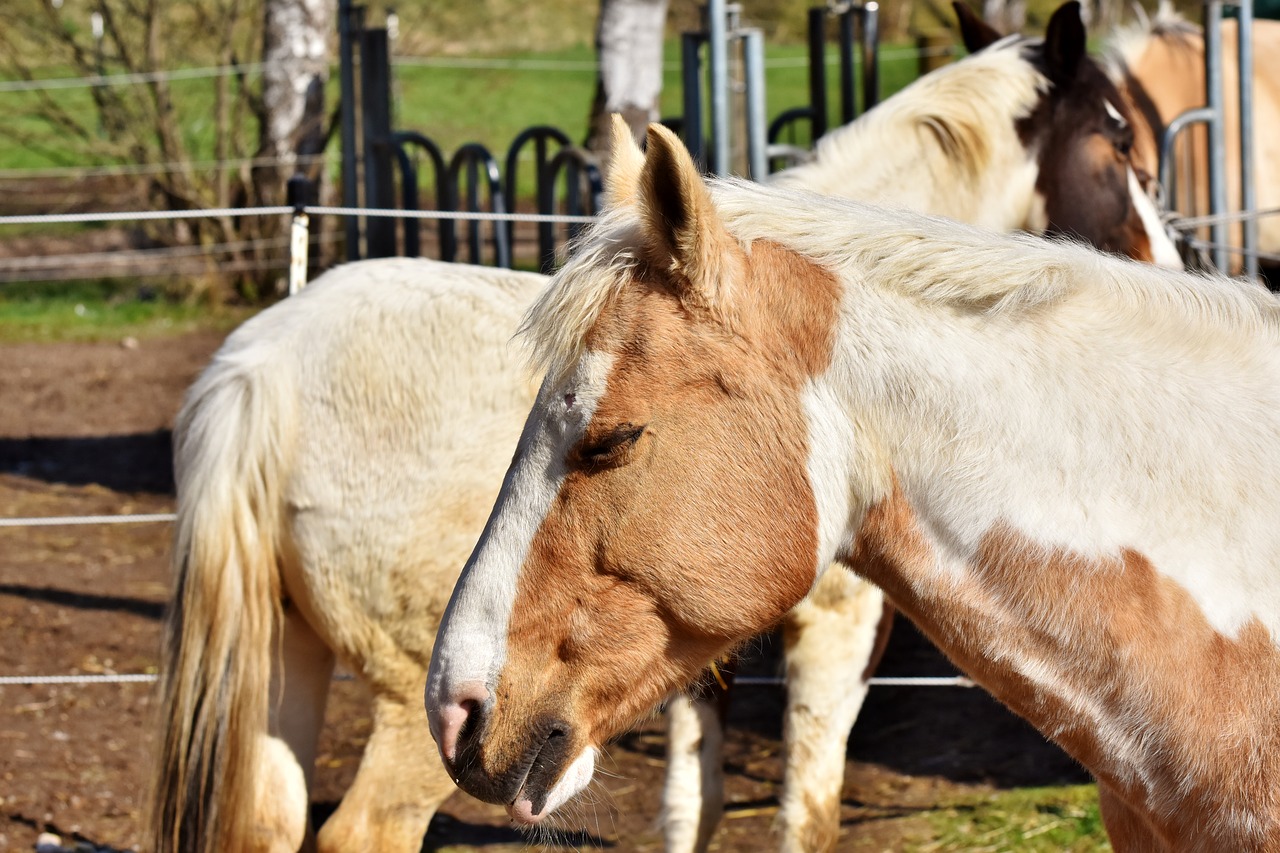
[1115,127,1134,157]
[577,424,646,467]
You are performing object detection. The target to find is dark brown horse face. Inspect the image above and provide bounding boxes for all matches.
[1012,2,1181,266]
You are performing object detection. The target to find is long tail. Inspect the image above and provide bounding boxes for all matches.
[149,340,297,853]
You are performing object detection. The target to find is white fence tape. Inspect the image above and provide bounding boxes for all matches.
[0,673,158,686]
[0,672,973,688]
[0,513,175,527]
[0,205,595,227]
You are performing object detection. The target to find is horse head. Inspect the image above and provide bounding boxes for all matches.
[1002,2,1179,265]
[426,120,846,826]
[779,1,1179,265]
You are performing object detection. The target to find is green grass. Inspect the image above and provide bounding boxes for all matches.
[0,278,251,343]
[0,38,929,182]
[911,784,1111,852]
[388,39,925,174]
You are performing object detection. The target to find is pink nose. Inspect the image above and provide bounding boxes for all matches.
[429,681,490,767]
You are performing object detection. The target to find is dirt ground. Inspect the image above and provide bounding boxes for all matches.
[0,332,1091,852]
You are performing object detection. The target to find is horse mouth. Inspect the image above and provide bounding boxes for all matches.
[506,725,574,824]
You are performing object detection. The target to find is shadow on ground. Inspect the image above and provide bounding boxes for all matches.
[0,432,173,493]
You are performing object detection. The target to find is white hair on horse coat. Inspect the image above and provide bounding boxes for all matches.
[772,35,1045,196]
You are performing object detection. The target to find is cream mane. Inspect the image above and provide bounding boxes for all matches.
[521,179,1280,385]
[772,35,1045,195]
[518,204,644,386]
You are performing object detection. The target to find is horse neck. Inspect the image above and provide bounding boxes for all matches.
[772,113,1040,233]
[808,273,1280,837]
[812,267,1280,635]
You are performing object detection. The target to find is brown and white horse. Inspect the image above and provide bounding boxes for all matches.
[1106,4,1280,269]
[150,5,1179,850]
[428,120,1280,851]
[791,0,1179,267]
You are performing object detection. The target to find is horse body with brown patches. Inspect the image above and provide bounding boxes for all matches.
[427,122,1280,851]
[1107,6,1280,269]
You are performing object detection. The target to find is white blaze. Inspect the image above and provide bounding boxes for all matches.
[426,351,615,734]
[1128,167,1183,268]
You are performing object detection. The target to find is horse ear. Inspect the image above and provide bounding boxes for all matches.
[639,123,744,313]
[604,113,644,209]
[1043,1,1086,82]
[953,2,1003,53]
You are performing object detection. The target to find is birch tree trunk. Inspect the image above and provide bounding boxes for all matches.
[258,0,332,202]
[584,0,670,174]
[982,0,1026,33]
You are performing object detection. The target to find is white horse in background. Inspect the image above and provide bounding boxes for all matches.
[149,3,1179,849]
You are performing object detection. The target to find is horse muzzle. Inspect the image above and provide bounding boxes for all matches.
[433,702,593,824]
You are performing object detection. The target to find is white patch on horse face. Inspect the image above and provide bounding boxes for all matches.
[426,350,615,729]
[518,747,597,821]
[1104,97,1128,128]
[1127,166,1183,268]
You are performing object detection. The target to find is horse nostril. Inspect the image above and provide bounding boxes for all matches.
[431,682,490,768]
[457,698,481,748]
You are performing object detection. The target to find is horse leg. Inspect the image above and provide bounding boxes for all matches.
[662,679,730,853]
[316,691,456,853]
[253,602,335,853]
[1097,784,1171,853]
[777,567,893,853]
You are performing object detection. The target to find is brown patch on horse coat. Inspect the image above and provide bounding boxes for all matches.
[480,238,843,786]
[849,478,1280,848]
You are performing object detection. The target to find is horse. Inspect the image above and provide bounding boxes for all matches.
[149,4,1179,848]
[782,0,1180,267]
[1105,3,1280,270]
[427,119,1280,852]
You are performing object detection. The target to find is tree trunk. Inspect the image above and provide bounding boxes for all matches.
[982,0,1025,33]
[258,0,333,203]
[584,0,670,175]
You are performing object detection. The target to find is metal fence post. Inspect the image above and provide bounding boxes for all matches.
[1237,0,1258,280]
[682,32,707,169]
[838,6,857,124]
[360,27,397,258]
[807,6,829,141]
[1204,0,1228,272]
[338,0,362,261]
[707,0,730,175]
[861,2,880,111]
[742,28,769,181]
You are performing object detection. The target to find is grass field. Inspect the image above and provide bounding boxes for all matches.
[914,785,1110,852]
[0,40,928,172]
[0,279,252,342]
